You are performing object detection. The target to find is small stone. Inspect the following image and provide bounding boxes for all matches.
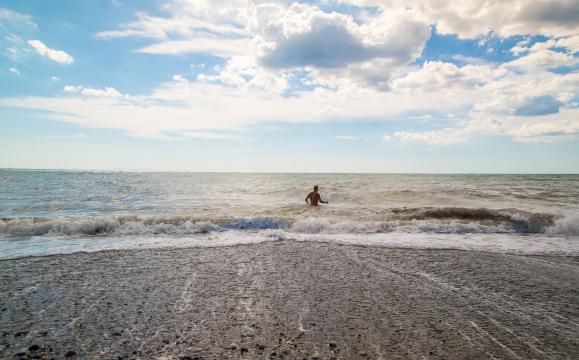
[65,350,77,358]
[112,332,122,337]
[256,344,265,351]
[240,347,249,354]
[429,351,434,355]
[29,344,40,351]
[328,342,337,349]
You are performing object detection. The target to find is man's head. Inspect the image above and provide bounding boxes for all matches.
[313,185,319,192]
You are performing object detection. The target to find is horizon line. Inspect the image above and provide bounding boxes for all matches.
[1,167,578,175]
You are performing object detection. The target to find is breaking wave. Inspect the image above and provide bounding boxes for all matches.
[0,207,575,237]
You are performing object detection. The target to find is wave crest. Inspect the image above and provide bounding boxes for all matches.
[0,207,574,237]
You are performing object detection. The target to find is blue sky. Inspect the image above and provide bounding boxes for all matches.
[1,0,578,172]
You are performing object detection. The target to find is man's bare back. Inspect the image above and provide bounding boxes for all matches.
[305,185,327,206]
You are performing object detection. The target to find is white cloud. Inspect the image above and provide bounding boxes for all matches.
[27,40,74,64]
[392,61,506,93]
[555,35,579,53]
[2,34,32,62]
[63,85,122,97]
[507,109,579,142]
[314,105,345,118]
[63,85,82,93]
[1,72,479,139]
[181,131,243,140]
[8,67,20,76]
[383,134,391,142]
[506,49,577,72]
[2,62,578,143]
[0,7,37,29]
[96,0,250,57]
[451,55,488,65]
[394,129,467,144]
[135,37,249,57]
[43,134,88,141]
[198,55,290,93]
[335,135,360,140]
[50,76,60,81]
[334,0,579,38]
[251,3,429,69]
[81,87,122,97]
[97,1,429,91]
[2,1,578,145]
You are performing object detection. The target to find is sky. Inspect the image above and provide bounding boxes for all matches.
[0,0,578,173]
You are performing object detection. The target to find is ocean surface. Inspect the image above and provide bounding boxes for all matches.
[1,170,578,259]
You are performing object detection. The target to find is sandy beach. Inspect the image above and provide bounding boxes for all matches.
[1,240,578,359]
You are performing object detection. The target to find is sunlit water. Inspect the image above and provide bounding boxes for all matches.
[1,170,578,258]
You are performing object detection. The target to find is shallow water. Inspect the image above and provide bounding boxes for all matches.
[1,170,578,258]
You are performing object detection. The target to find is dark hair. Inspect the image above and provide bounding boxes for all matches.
[314,185,319,191]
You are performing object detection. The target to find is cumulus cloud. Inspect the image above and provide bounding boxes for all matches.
[2,1,579,145]
[97,1,430,91]
[392,61,506,93]
[251,3,429,69]
[507,109,579,142]
[0,72,480,139]
[514,95,564,116]
[334,0,579,38]
[8,67,20,76]
[2,61,578,143]
[27,40,74,64]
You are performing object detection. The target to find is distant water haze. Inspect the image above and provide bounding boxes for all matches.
[1,170,578,258]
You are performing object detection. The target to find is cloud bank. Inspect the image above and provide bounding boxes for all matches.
[2,0,579,145]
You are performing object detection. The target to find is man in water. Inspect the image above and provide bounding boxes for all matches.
[305,185,328,206]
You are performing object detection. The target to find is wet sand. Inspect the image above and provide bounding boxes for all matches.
[1,240,578,359]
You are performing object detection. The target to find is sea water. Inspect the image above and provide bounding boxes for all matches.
[1,170,578,259]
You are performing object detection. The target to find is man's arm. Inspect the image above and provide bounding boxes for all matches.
[319,195,328,204]
[305,193,310,203]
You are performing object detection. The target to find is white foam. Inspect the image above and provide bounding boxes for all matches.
[1,230,577,260]
[1,212,578,237]
[547,214,579,235]
[292,232,579,256]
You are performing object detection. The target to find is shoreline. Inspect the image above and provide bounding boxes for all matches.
[2,232,578,262]
[1,240,578,359]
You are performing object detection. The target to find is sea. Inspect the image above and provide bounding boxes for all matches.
[1,170,578,259]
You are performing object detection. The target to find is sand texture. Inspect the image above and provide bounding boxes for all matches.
[1,240,578,359]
